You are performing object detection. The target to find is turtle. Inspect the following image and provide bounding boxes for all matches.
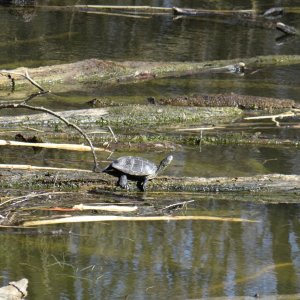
[102,155,173,191]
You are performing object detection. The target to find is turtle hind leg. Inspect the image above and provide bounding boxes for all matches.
[118,174,129,190]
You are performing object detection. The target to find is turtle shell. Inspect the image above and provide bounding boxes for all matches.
[111,156,157,177]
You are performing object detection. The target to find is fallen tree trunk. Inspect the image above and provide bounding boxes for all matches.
[151,93,298,110]
[1,55,300,93]
[0,105,242,128]
[1,168,299,194]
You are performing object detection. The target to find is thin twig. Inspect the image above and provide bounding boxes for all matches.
[244,111,297,127]
[0,69,46,92]
[0,103,101,171]
[0,192,68,208]
[0,163,92,172]
[108,126,118,142]
[162,200,194,212]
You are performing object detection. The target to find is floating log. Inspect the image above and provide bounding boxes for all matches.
[0,105,241,128]
[1,56,300,93]
[173,7,254,17]
[150,93,297,110]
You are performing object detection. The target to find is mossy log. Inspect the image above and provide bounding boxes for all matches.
[0,105,242,128]
[2,55,300,93]
[152,93,297,110]
[1,169,300,195]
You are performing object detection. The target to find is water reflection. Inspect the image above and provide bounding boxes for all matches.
[1,143,300,176]
[0,0,299,66]
[1,199,300,299]
[1,1,300,298]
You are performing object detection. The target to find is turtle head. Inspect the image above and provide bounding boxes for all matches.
[156,155,173,174]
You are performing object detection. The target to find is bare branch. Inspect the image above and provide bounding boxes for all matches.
[0,69,46,92]
[0,102,101,171]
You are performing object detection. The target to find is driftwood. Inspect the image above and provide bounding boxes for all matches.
[173,7,254,17]
[150,93,297,110]
[1,56,300,93]
[22,215,258,227]
[72,204,138,212]
[0,139,111,152]
[0,278,28,300]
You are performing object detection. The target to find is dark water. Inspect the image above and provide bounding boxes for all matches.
[1,199,300,299]
[1,0,300,299]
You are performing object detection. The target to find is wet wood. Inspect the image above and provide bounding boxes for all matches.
[152,93,297,110]
[1,168,299,194]
[173,7,254,17]
[1,56,300,93]
[0,106,241,128]
[0,278,28,300]
[173,7,297,35]
[276,22,298,35]
[263,7,284,18]
[75,5,172,14]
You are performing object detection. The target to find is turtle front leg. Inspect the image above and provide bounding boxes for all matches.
[118,174,129,189]
[140,178,149,192]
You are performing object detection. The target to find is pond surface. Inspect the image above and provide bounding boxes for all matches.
[1,0,300,299]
